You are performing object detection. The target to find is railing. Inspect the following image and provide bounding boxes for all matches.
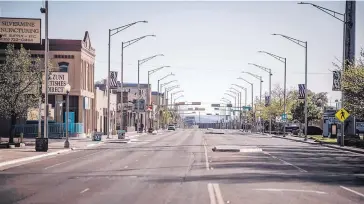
[13,123,84,138]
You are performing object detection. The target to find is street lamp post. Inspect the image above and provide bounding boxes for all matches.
[230,87,242,128]
[225,92,237,129]
[258,51,287,137]
[248,63,272,135]
[171,90,184,107]
[164,85,180,126]
[241,72,264,133]
[147,66,170,130]
[273,33,308,140]
[157,75,175,129]
[232,84,248,131]
[298,1,347,145]
[107,20,147,138]
[237,77,254,132]
[221,98,232,128]
[137,54,164,132]
[120,35,155,131]
[64,84,71,148]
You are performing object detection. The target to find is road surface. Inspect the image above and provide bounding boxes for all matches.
[0,129,363,204]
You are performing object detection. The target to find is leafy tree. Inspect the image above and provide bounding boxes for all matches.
[0,44,43,143]
[341,50,364,119]
[255,84,296,122]
[290,91,328,124]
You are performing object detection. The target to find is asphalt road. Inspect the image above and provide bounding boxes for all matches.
[0,129,364,204]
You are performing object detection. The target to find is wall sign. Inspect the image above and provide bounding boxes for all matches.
[42,72,69,94]
[0,17,41,44]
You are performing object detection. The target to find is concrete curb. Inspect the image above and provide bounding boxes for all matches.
[0,149,71,169]
[272,135,364,154]
[0,141,105,170]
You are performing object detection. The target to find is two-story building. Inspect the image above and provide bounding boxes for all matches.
[0,31,96,137]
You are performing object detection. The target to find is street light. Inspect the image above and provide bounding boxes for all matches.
[156,73,174,129]
[273,33,308,140]
[224,92,237,129]
[237,77,255,132]
[148,66,170,107]
[64,84,71,148]
[258,50,287,136]
[229,87,242,123]
[164,85,179,127]
[174,95,184,103]
[232,84,248,131]
[242,71,264,133]
[120,34,155,131]
[137,54,164,132]
[146,66,170,130]
[107,20,148,138]
[248,63,272,134]
[171,90,184,108]
[298,1,347,145]
[242,71,263,104]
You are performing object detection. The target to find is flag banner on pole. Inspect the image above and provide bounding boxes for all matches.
[298,84,305,99]
[110,71,118,89]
[265,95,270,107]
[332,71,341,91]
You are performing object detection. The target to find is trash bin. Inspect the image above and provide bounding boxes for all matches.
[118,130,126,139]
[92,132,102,141]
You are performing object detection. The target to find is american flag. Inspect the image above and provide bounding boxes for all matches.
[298,84,305,99]
[109,71,118,89]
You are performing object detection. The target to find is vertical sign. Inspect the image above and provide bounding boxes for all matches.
[332,71,341,91]
[298,84,305,99]
[265,95,270,107]
[344,1,356,67]
[109,71,118,89]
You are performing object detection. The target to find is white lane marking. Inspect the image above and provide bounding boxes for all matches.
[207,183,217,204]
[213,183,225,204]
[80,188,89,194]
[253,188,327,194]
[124,166,128,168]
[44,150,103,170]
[203,139,210,170]
[340,186,364,198]
[263,152,307,173]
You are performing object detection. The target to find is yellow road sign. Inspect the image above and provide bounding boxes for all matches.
[335,108,350,122]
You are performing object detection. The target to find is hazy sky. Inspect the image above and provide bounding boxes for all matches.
[1,1,363,111]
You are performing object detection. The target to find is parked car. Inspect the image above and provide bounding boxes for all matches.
[168,125,176,131]
[356,122,364,134]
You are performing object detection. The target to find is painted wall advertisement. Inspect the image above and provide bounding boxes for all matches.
[42,72,69,94]
[0,17,41,44]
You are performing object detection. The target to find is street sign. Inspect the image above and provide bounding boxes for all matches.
[298,84,305,99]
[243,106,251,111]
[281,113,287,121]
[332,71,341,91]
[265,95,270,107]
[335,108,350,122]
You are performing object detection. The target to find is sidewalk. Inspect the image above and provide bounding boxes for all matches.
[0,137,104,169]
[272,134,364,154]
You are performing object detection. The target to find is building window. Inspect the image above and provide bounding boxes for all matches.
[58,62,69,72]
